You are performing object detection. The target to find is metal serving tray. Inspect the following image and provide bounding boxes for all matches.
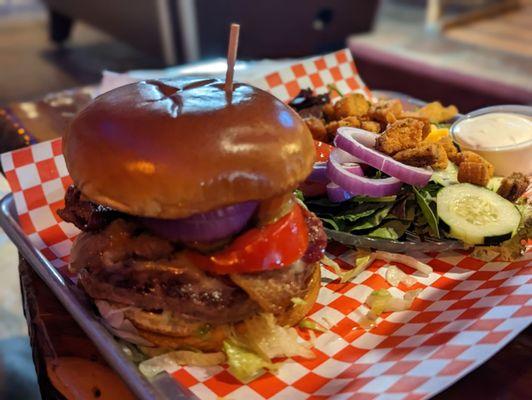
[0,89,461,398]
[0,193,197,400]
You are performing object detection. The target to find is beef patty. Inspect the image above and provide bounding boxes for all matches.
[67,194,327,325]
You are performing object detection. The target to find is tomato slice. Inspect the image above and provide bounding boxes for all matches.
[187,204,308,274]
[314,140,333,162]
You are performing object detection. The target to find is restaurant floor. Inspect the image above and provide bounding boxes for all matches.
[0,11,162,103]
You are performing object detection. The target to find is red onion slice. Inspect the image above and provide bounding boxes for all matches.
[335,127,432,187]
[309,160,363,183]
[142,201,259,242]
[327,182,354,202]
[343,163,364,176]
[327,148,402,198]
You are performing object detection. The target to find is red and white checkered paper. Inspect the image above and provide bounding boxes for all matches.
[2,50,531,400]
[249,49,372,102]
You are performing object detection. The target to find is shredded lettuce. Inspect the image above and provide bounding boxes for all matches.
[223,340,275,383]
[358,312,378,330]
[374,251,433,276]
[340,251,376,283]
[322,251,376,283]
[321,254,342,271]
[299,319,327,333]
[139,350,225,378]
[241,314,314,360]
[385,265,417,287]
[222,313,314,382]
[366,288,421,316]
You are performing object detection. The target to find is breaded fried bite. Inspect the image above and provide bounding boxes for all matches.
[361,120,381,133]
[322,103,335,122]
[457,162,492,186]
[334,93,370,119]
[393,143,439,167]
[339,116,362,128]
[436,136,459,163]
[497,172,529,202]
[368,99,403,125]
[325,120,340,136]
[375,118,425,156]
[392,143,448,170]
[431,144,449,170]
[304,117,328,142]
[397,115,431,138]
[417,101,458,123]
[454,151,494,177]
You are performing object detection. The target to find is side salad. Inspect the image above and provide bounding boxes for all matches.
[292,89,531,259]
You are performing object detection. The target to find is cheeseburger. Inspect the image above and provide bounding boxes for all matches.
[58,78,327,352]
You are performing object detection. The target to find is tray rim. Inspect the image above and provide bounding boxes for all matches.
[0,193,197,400]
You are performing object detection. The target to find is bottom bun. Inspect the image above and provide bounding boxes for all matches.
[134,264,321,355]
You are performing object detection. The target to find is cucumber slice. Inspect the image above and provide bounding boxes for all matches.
[431,162,458,187]
[437,183,520,245]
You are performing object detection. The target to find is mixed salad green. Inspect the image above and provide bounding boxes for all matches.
[301,176,447,241]
[301,162,530,255]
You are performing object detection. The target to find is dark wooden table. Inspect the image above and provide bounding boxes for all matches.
[1,88,530,400]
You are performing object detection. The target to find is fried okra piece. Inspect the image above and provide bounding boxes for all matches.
[436,136,459,163]
[368,99,403,125]
[333,93,370,119]
[325,117,362,137]
[392,143,448,169]
[455,150,494,186]
[375,118,425,156]
[457,162,492,186]
[304,117,328,142]
[397,115,431,139]
[339,116,361,128]
[497,172,529,202]
[361,120,381,133]
[454,151,494,177]
[431,144,449,170]
[417,101,458,123]
[393,143,439,167]
[325,120,340,136]
[322,103,336,122]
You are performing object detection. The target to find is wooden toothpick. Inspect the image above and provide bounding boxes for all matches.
[225,23,240,96]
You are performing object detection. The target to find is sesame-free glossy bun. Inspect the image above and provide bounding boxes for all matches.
[64,79,314,218]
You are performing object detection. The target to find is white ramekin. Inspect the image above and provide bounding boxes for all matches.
[450,105,532,176]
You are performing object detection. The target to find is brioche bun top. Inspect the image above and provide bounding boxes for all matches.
[64,79,314,218]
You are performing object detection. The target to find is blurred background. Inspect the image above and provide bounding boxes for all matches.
[0,0,531,108]
[0,1,531,399]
